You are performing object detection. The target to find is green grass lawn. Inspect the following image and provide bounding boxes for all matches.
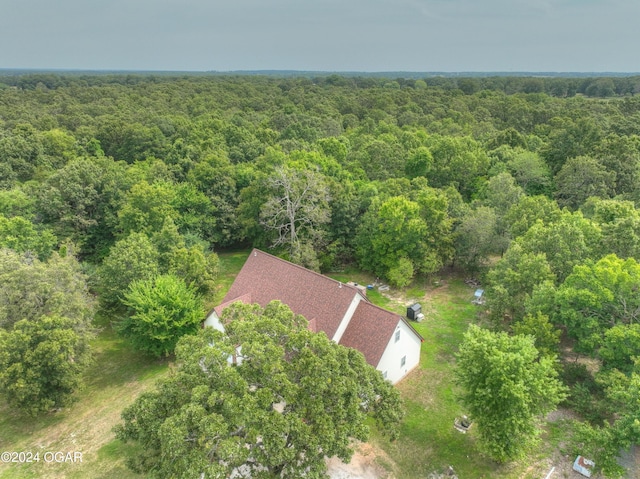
[211,249,252,306]
[370,276,572,479]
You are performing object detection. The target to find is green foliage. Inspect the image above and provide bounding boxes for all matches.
[356,192,452,284]
[356,196,425,282]
[554,155,616,209]
[555,254,640,353]
[542,117,603,175]
[569,369,640,479]
[454,206,499,272]
[0,315,93,415]
[120,274,204,357]
[405,146,433,179]
[425,135,490,199]
[117,180,178,237]
[3,71,640,477]
[115,301,402,478]
[504,149,551,195]
[512,312,561,359]
[599,324,640,373]
[0,248,95,331]
[98,233,160,311]
[167,245,219,296]
[518,211,601,282]
[455,325,567,463]
[0,123,44,186]
[505,194,561,240]
[586,198,640,260]
[387,256,414,288]
[571,421,627,479]
[36,156,131,259]
[594,134,640,198]
[486,242,555,322]
[0,214,57,260]
[0,187,36,218]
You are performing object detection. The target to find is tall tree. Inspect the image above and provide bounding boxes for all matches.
[485,242,555,323]
[518,211,601,283]
[356,196,427,285]
[0,248,94,331]
[0,214,57,260]
[555,254,640,353]
[504,195,561,240]
[455,325,566,463]
[260,166,330,268]
[453,206,499,272]
[554,155,615,209]
[120,274,204,357]
[98,233,160,311]
[0,315,93,416]
[115,301,402,479]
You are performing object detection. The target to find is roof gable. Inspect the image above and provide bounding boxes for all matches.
[221,249,362,340]
[339,301,403,366]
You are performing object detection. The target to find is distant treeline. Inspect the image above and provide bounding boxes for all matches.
[1,71,639,98]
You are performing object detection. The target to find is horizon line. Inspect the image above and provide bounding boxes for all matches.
[1,68,639,77]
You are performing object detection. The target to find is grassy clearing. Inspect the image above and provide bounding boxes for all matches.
[370,275,572,479]
[0,327,167,479]
[211,249,251,306]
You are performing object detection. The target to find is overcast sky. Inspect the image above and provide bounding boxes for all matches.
[1,0,638,72]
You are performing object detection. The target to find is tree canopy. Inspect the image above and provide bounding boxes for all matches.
[120,274,205,357]
[116,301,402,478]
[0,315,93,415]
[455,325,566,463]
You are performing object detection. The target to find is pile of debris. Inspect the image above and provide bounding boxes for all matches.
[428,466,458,479]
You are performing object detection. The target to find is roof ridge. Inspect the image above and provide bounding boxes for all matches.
[355,297,403,318]
[250,248,362,294]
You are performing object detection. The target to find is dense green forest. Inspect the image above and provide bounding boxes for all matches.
[2,73,640,477]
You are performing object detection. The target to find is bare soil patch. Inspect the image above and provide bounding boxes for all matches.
[327,442,397,479]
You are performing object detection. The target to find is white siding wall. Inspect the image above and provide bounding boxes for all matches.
[331,292,364,343]
[204,311,226,333]
[203,312,244,365]
[376,320,422,384]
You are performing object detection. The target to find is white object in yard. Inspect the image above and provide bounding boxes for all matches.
[573,456,595,477]
[472,289,485,305]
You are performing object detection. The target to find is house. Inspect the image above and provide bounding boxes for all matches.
[205,249,423,384]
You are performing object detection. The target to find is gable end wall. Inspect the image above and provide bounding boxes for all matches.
[376,320,422,384]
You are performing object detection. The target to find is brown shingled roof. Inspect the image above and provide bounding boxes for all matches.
[339,301,402,366]
[221,249,362,340]
[213,293,252,319]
